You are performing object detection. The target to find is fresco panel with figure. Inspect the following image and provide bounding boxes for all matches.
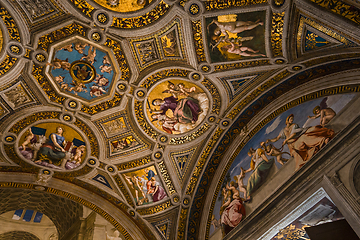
[210,93,357,238]
[207,12,266,63]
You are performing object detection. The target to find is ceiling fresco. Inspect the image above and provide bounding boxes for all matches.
[0,0,359,239]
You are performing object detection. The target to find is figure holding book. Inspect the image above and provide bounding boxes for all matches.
[36,126,67,165]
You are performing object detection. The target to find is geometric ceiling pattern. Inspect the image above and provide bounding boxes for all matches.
[0,0,359,239]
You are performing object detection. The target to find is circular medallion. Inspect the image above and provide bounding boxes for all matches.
[183,198,189,205]
[275,59,285,64]
[36,53,46,63]
[107,166,115,172]
[173,196,179,203]
[5,135,15,143]
[201,65,210,72]
[92,32,102,42]
[97,13,108,24]
[146,80,209,135]
[191,73,200,80]
[221,120,230,127]
[118,83,127,91]
[68,100,78,109]
[154,151,162,159]
[208,116,216,123]
[88,159,96,165]
[63,114,72,121]
[10,45,20,54]
[189,3,200,15]
[292,66,302,71]
[70,61,96,84]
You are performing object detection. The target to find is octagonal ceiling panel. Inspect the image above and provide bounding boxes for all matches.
[46,37,119,104]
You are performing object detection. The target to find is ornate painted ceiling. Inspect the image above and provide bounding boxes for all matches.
[0,0,359,239]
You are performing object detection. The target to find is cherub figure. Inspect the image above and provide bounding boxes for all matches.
[72,145,85,164]
[260,141,289,165]
[69,81,88,95]
[55,76,65,83]
[59,44,73,52]
[235,167,247,199]
[308,97,336,126]
[177,83,196,96]
[99,64,112,74]
[208,18,263,43]
[21,128,34,151]
[90,85,106,97]
[103,55,111,65]
[222,42,266,57]
[74,42,88,54]
[80,45,96,64]
[47,58,71,70]
[94,74,109,87]
[162,81,181,98]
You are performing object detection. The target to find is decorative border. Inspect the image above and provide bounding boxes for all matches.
[308,0,360,25]
[74,119,99,158]
[113,174,135,208]
[303,52,360,67]
[137,199,173,215]
[0,7,20,76]
[186,127,223,195]
[271,12,285,58]
[69,0,95,18]
[214,59,271,73]
[134,100,158,140]
[139,69,189,88]
[177,207,189,240]
[0,55,17,76]
[201,78,220,115]
[191,20,206,63]
[37,23,87,51]
[116,156,152,171]
[111,1,170,29]
[158,161,176,195]
[203,0,267,11]
[187,58,360,240]
[169,123,211,145]
[0,6,21,41]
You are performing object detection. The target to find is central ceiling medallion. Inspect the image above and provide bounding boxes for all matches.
[46,37,120,104]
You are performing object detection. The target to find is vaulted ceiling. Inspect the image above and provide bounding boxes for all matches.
[0,0,359,239]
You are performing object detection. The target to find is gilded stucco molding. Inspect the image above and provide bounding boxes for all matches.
[271,12,285,57]
[137,199,173,215]
[308,0,360,25]
[111,1,171,29]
